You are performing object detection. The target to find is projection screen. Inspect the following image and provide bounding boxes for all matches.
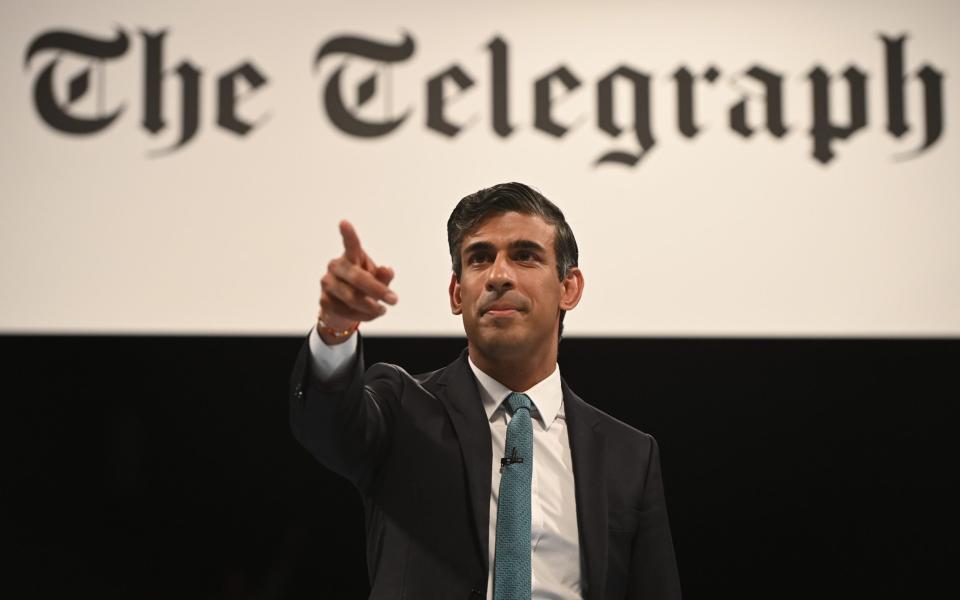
[2,0,957,336]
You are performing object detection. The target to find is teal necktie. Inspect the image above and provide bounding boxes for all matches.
[493,392,533,600]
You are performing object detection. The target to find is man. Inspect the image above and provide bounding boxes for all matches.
[289,182,681,599]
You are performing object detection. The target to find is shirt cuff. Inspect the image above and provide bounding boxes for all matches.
[308,326,359,381]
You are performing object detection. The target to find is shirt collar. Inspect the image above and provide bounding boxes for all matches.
[467,355,564,431]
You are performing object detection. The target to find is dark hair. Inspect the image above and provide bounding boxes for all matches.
[447,182,579,337]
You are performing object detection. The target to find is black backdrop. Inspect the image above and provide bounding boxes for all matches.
[4,335,956,599]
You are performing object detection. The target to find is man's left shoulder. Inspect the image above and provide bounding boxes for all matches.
[564,386,656,447]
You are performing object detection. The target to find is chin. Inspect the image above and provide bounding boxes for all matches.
[470,325,533,358]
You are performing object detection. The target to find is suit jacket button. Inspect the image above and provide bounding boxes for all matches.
[469,590,482,599]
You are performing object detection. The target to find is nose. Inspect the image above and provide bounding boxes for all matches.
[485,251,516,295]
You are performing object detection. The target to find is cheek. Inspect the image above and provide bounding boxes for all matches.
[458,280,482,311]
[532,278,564,307]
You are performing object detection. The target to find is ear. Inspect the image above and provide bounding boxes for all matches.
[448,273,463,315]
[559,266,584,311]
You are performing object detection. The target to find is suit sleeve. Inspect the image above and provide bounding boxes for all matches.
[628,435,683,599]
[289,330,402,493]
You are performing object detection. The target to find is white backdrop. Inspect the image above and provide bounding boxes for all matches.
[2,0,958,336]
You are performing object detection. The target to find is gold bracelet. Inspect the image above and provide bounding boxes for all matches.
[317,315,359,338]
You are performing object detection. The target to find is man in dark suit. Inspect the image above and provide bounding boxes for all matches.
[290,182,681,599]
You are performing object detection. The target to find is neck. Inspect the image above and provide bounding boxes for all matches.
[467,337,559,392]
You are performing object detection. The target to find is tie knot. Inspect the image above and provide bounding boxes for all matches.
[505,392,531,416]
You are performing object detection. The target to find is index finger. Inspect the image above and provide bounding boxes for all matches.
[339,220,364,264]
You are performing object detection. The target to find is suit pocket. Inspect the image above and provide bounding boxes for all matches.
[606,511,639,595]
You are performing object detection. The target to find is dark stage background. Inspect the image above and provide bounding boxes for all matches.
[4,335,956,599]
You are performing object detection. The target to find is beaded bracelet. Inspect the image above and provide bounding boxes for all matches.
[316,315,359,338]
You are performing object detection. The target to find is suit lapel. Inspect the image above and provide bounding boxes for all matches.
[430,349,492,575]
[563,378,608,600]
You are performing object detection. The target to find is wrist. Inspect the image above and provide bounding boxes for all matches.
[317,313,359,345]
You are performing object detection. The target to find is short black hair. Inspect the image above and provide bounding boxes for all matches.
[447,182,579,337]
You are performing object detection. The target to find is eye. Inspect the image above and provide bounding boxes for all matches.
[467,252,491,264]
[515,250,538,262]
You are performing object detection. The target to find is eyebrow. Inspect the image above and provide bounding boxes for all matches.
[463,239,546,255]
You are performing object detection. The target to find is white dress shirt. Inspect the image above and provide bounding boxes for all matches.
[308,328,583,599]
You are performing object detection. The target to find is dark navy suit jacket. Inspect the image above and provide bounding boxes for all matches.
[289,334,681,599]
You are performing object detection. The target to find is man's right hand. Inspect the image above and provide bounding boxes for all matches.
[317,220,397,344]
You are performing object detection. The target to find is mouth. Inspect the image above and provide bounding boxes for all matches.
[481,303,524,318]
[483,308,521,317]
